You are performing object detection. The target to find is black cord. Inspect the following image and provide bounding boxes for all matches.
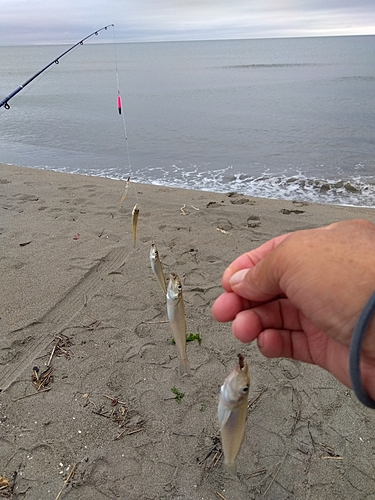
[349,292,375,408]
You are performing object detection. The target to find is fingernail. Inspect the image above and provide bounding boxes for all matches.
[229,269,249,287]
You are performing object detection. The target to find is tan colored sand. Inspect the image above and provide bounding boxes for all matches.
[1,164,375,499]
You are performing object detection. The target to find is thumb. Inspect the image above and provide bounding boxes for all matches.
[229,253,284,302]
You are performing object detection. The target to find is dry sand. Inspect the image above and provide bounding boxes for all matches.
[1,164,375,499]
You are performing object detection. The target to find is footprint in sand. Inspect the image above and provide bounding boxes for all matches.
[278,359,300,379]
[230,197,255,205]
[135,323,153,339]
[280,209,305,215]
[14,193,40,202]
[227,192,256,204]
[181,248,199,263]
[206,201,224,208]
[231,198,254,204]
[247,215,261,228]
[183,270,206,286]
[216,219,233,233]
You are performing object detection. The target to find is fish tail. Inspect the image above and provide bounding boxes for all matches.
[224,461,237,476]
[179,358,191,377]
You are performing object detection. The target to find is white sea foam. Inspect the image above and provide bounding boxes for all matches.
[36,163,375,208]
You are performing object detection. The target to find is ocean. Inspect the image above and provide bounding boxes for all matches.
[1,36,375,206]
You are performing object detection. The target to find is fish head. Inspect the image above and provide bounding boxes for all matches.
[167,273,182,301]
[221,354,250,407]
[132,204,139,215]
[150,243,158,261]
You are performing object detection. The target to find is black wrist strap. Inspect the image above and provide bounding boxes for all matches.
[349,292,375,409]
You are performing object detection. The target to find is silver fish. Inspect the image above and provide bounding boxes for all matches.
[119,176,130,205]
[218,353,250,476]
[166,273,191,376]
[132,203,139,247]
[150,243,167,294]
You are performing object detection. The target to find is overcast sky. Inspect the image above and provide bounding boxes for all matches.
[1,0,375,45]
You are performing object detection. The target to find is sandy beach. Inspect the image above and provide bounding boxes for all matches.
[1,163,375,499]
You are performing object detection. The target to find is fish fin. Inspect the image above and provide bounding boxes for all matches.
[224,461,237,476]
[218,402,231,429]
[179,359,191,377]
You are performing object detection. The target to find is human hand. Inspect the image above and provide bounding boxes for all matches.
[212,219,375,400]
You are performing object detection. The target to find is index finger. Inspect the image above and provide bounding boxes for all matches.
[222,232,290,291]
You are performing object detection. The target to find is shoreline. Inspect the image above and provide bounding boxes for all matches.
[2,162,375,209]
[1,163,375,499]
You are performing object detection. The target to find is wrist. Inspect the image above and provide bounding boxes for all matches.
[349,292,375,409]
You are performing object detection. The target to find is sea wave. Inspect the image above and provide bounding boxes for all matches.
[138,170,375,208]
[42,163,375,208]
[222,63,331,69]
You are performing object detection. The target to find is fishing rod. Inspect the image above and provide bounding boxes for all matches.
[0,24,114,110]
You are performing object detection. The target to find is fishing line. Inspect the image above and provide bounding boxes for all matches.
[111,27,158,244]
[112,25,132,187]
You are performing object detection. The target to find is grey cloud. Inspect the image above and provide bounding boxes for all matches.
[0,0,374,45]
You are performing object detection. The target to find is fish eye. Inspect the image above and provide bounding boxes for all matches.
[242,386,249,393]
